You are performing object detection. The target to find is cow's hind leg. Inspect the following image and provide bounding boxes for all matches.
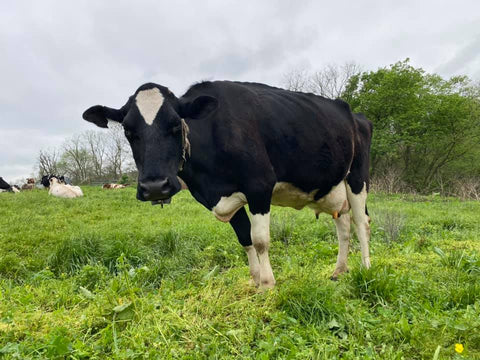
[346,182,371,268]
[229,207,260,286]
[331,213,351,280]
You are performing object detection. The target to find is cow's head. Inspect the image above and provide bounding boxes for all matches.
[49,177,60,186]
[82,83,216,202]
[41,175,50,188]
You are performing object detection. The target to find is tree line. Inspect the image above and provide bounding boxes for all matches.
[37,123,137,184]
[37,59,480,197]
[283,59,480,198]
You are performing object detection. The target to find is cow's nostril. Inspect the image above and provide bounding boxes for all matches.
[138,178,172,200]
[158,178,169,192]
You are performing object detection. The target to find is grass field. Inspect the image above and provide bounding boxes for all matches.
[0,187,479,359]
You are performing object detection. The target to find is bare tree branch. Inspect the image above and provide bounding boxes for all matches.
[282,66,310,92]
[309,62,362,99]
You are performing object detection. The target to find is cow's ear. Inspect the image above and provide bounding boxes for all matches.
[82,105,124,128]
[180,96,218,119]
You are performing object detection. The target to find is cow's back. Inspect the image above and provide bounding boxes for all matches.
[182,81,356,197]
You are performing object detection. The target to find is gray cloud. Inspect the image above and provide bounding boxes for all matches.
[1,0,479,182]
[436,34,480,77]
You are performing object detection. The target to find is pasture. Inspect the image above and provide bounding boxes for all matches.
[0,187,479,359]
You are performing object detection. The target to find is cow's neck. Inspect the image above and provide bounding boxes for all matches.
[177,119,200,186]
[177,118,215,207]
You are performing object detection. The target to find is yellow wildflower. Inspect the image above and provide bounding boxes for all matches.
[455,343,464,354]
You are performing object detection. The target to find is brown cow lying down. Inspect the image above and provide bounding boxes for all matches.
[21,178,35,190]
[49,177,83,198]
[103,183,127,189]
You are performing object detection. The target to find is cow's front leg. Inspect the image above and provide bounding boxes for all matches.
[244,166,276,289]
[250,211,275,289]
[229,207,260,286]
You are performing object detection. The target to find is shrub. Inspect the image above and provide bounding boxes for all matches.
[118,174,129,185]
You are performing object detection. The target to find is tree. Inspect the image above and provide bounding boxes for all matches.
[282,66,310,92]
[310,62,361,99]
[59,134,91,183]
[282,62,361,100]
[37,148,59,176]
[84,130,107,179]
[37,123,136,184]
[104,123,133,179]
[346,59,480,191]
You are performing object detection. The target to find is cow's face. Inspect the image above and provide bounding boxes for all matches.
[49,177,59,186]
[83,83,214,202]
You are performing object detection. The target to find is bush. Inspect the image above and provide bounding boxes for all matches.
[118,174,129,185]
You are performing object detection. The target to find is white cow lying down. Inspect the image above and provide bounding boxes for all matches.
[49,177,83,198]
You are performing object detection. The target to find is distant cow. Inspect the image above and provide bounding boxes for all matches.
[103,183,126,189]
[41,175,51,188]
[41,175,71,188]
[21,178,35,190]
[48,177,83,198]
[0,177,15,193]
[84,81,372,289]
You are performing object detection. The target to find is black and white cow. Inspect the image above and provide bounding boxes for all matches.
[41,175,71,188]
[0,177,20,193]
[0,177,12,192]
[83,81,372,289]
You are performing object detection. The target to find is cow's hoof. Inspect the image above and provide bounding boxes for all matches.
[257,284,275,293]
[331,266,349,281]
[257,279,275,292]
[248,278,260,287]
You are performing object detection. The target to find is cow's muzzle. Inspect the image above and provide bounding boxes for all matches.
[137,178,176,201]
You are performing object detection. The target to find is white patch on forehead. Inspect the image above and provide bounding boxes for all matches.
[135,88,164,125]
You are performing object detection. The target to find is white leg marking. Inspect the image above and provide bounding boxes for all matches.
[332,213,351,279]
[347,183,371,268]
[135,88,164,125]
[244,245,260,286]
[212,192,247,222]
[250,213,275,289]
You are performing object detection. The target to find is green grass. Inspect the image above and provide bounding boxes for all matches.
[0,188,479,359]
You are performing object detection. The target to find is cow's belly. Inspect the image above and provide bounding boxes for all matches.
[272,181,350,216]
[212,181,350,222]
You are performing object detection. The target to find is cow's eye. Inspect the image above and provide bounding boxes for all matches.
[124,129,132,138]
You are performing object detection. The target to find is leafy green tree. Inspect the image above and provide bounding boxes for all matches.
[344,59,480,192]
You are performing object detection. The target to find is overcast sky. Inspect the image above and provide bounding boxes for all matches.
[1,0,479,183]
